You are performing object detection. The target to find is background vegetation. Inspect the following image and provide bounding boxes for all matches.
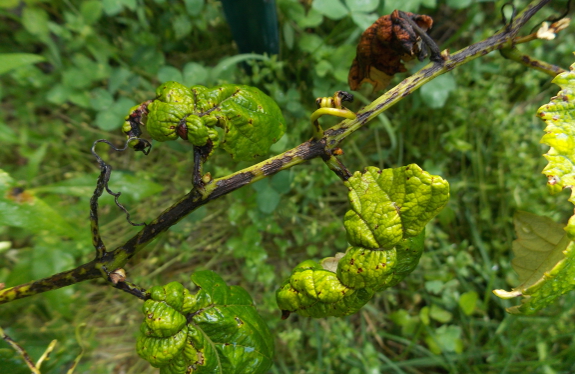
[1,0,575,372]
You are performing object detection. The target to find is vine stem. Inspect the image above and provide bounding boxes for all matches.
[0,0,555,305]
[326,0,554,145]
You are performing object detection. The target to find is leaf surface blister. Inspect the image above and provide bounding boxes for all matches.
[277,164,449,318]
[137,271,274,374]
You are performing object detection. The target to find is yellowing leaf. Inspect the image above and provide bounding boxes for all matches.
[493,60,575,314]
[511,211,568,285]
[277,165,449,318]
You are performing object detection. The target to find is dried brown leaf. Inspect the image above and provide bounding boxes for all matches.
[348,10,433,92]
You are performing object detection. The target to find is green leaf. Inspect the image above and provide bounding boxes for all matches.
[459,291,478,316]
[419,74,457,109]
[446,0,472,9]
[158,66,184,85]
[102,0,124,15]
[312,0,349,20]
[270,172,292,194]
[22,6,50,40]
[95,110,122,131]
[276,259,375,318]
[142,81,286,160]
[511,211,567,285]
[0,53,46,76]
[277,165,449,318]
[283,22,295,50]
[298,34,323,54]
[137,272,274,374]
[345,0,379,13]
[108,67,133,94]
[314,60,333,78]
[31,172,164,203]
[256,183,281,214]
[90,88,114,111]
[350,12,379,30]
[81,0,103,24]
[184,0,204,15]
[0,169,83,240]
[429,304,452,323]
[539,69,575,226]
[0,0,19,8]
[46,84,72,105]
[296,8,324,28]
[493,212,574,314]
[382,0,422,13]
[0,122,18,144]
[210,54,269,83]
[426,325,463,354]
[182,62,209,87]
[493,63,575,314]
[172,14,193,39]
[343,165,450,249]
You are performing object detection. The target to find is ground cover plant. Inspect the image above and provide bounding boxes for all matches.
[1,0,575,373]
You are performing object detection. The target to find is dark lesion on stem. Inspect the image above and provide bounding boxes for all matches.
[500,47,566,76]
[124,100,153,154]
[192,141,215,190]
[499,1,568,76]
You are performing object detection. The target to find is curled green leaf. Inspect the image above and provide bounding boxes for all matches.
[277,165,449,318]
[137,272,274,374]
[124,81,286,161]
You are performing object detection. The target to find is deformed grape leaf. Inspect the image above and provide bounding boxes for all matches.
[130,81,286,161]
[205,85,286,161]
[493,61,575,314]
[187,271,274,374]
[277,164,449,318]
[344,164,450,249]
[348,10,433,92]
[538,65,575,239]
[137,271,274,374]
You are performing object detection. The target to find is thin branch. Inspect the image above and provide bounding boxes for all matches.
[0,0,555,305]
[1,325,41,374]
[500,47,566,76]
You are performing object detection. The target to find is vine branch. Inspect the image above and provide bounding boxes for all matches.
[0,0,558,305]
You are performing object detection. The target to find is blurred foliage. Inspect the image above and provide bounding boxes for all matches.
[1,0,575,373]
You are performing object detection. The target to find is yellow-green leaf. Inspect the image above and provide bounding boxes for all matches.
[493,61,575,314]
[277,165,449,318]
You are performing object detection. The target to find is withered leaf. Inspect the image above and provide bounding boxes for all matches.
[348,10,434,92]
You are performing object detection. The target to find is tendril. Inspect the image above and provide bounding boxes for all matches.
[91,138,150,227]
[501,2,517,30]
